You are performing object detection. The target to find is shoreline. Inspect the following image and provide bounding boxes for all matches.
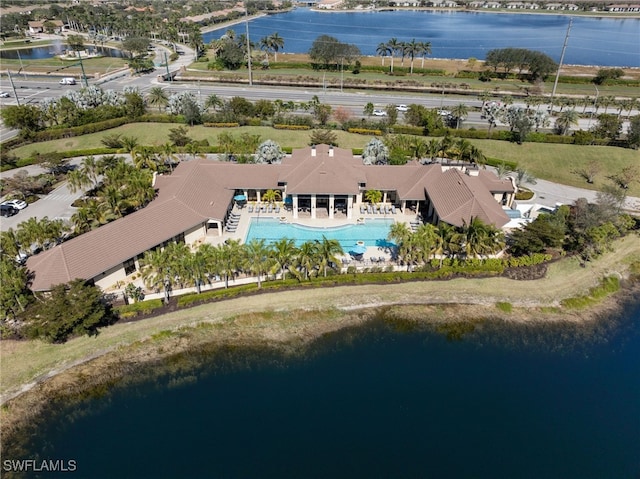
[310,6,640,20]
[1,235,640,443]
[1,287,638,455]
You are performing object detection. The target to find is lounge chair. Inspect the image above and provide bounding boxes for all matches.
[248,205,253,213]
[391,206,396,214]
[267,204,273,213]
[367,205,373,214]
[260,205,266,213]
[274,206,280,213]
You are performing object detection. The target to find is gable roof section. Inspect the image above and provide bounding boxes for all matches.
[280,145,365,195]
[425,168,509,228]
[27,199,208,291]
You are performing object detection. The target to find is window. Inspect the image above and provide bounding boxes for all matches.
[123,258,136,275]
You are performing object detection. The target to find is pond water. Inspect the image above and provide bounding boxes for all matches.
[204,9,640,67]
[20,299,640,478]
[0,45,125,61]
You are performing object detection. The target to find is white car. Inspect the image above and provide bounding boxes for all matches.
[396,104,408,112]
[0,92,10,98]
[2,199,28,210]
[372,109,387,117]
[437,109,452,117]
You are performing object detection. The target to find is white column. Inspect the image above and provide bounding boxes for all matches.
[329,195,335,219]
[383,191,388,203]
[311,195,317,219]
[256,190,261,203]
[347,196,353,219]
[401,200,407,214]
[293,195,299,219]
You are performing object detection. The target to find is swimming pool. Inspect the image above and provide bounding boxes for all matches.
[245,218,396,249]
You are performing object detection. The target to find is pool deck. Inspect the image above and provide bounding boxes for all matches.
[202,204,420,264]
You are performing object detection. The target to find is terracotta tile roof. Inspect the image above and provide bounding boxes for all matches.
[26,148,512,290]
[477,169,516,193]
[424,168,509,228]
[280,145,365,194]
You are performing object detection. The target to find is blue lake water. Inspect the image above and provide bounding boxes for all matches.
[20,298,640,478]
[245,217,395,248]
[204,9,640,67]
[0,46,124,60]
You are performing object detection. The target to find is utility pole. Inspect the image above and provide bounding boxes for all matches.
[550,17,572,111]
[164,51,171,82]
[245,3,253,86]
[7,70,20,106]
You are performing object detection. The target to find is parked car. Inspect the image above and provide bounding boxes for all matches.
[396,104,408,112]
[0,92,10,98]
[372,109,387,117]
[2,199,27,210]
[0,204,18,217]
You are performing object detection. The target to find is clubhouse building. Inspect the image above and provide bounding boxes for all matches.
[26,144,516,292]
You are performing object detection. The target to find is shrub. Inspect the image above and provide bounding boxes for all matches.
[115,298,164,318]
[347,128,383,136]
[273,124,311,130]
[390,125,424,136]
[496,302,513,313]
[204,122,240,128]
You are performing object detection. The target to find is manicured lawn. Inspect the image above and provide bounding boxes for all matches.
[13,124,373,155]
[13,123,640,196]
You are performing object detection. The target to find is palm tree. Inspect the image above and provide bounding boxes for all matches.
[268,32,284,61]
[387,38,401,73]
[413,223,438,265]
[244,238,272,288]
[261,189,282,205]
[432,223,455,268]
[259,35,272,61]
[388,221,411,248]
[71,206,93,234]
[453,217,503,259]
[132,146,160,170]
[205,94,223,113]
[315,235,343,277]
[555,109,580,135]
[140,248,172,294]
[404,39,420,74]
[269,238,297,281]
[218,239,243,288]
[419,41,432,69]
[121,135,139,154]
[364,189,382,205]
[450,103,469,129]
[376,42,391,66]
[294,241,318,281]
[147,87,168,113]
[159,142,178,172]
[66,169,91,194]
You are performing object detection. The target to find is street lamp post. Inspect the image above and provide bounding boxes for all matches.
[587,85,599,129]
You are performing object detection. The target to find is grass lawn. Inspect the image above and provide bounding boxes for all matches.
[189,53,640,98]
[13,123,640,197]
[13,124,374,155]
[0,56,129,75]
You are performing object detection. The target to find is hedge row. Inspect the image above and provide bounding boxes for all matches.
[391,125,425,135]
[115,298,164,319]
[204,122,240,128]
[20,148,119,166]
[174,253,554,308]
[347,128,383,136]
[274,124,311,130]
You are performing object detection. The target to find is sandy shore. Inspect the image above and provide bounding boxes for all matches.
[1,234,639,446]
